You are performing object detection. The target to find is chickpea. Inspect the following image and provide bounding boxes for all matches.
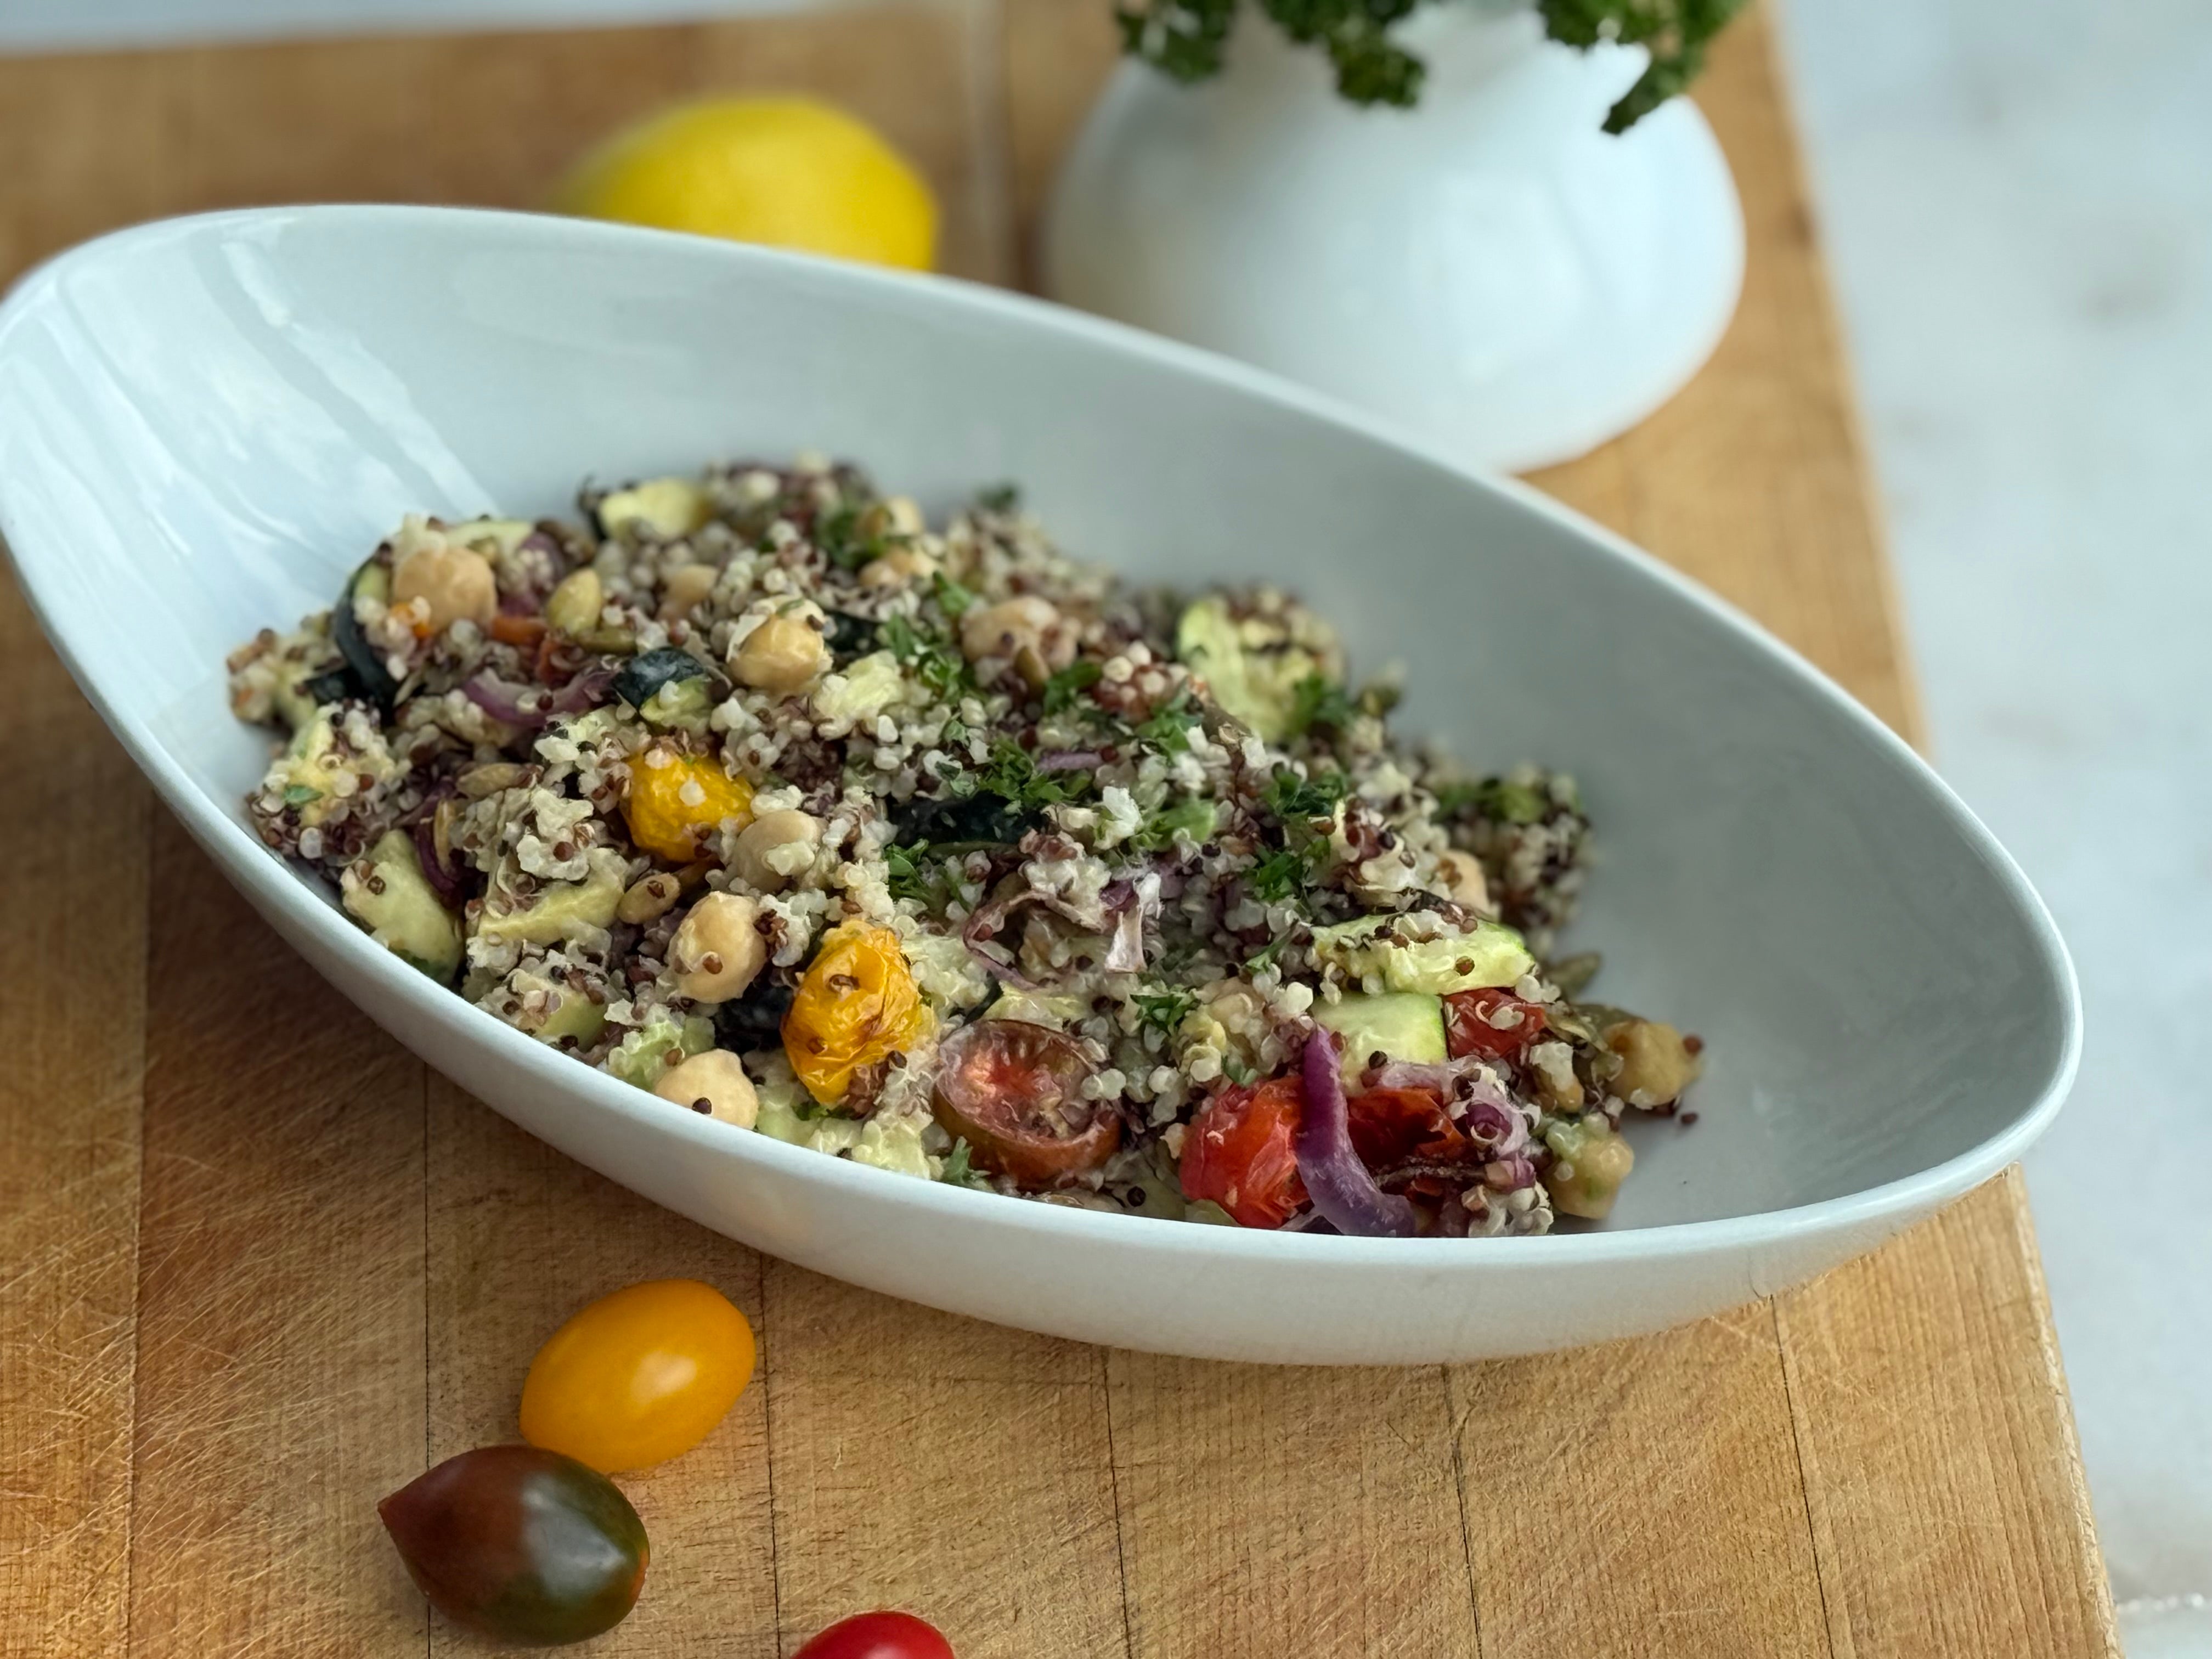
[730,613,828,693]
[546,567,604,636]
[1435,849,1493,916]
[669,891,768,1002]
[959,595,1076,673]
[616,870,682,924]
[862,496,926,539]
[1528,1040,1585,1111]
[392,541,497,632]
[658,562,719,622]
[729,809,822,892]
[1542,1121,1635,1220]
[857,543,940,591]
[653,1049,760,1128]
[1605,1019,1701,1107]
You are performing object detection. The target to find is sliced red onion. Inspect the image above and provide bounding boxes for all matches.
[1035,749,1103,774]
[1363,1058,1531,1155]
[1099,873,1158,974]
[1296,1029,1419,1238]
[1483,1154,1538,1192]
[545,661,618,716]
[461,672,550,729]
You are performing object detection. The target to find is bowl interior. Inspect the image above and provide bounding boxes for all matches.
[0,207,2073,1232]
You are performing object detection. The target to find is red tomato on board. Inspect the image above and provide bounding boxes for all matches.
[1180,1076,1308,1228]
[1443,988,1548,1062]
[793,1611,956,1659]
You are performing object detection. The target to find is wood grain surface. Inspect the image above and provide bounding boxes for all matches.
[0,5,2116,1656]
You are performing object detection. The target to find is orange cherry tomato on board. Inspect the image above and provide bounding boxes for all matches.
[520,1279,756,1473]
[1178,1075,1307,1228]
[782,923,927,1104]
[793,1611,956,1659]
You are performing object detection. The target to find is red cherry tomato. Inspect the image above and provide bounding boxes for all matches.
[793,1611,956,1659]
[932,1020,1117,1188]
[1345,1087,1473,1170]
[1180,1075,1307,1228]
[1444,988,1548,1062]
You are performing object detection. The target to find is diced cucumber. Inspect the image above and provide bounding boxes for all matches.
[1313,991,1446,1088]
[1311,915,1533,996]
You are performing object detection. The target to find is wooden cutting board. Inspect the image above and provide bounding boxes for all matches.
[0,5,2118,1655]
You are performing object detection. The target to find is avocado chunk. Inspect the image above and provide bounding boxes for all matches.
[596,477,712,541]
[1542,1118,1635,1220]
[341,830,464,981]
[443,518,534,560]
[1311,915,1534,996]
[604,1007,716,1090]
[475,847,628,950]
[487,962,607,1049]
[1174,596,1334,743]
[268,704,401,829]
[1313,991,1446,1088]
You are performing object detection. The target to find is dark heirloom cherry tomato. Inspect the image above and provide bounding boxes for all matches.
[379,1444,647,1646]
[1179,1075,1307,1228]
[794,1611,957,1659]
[1443,988,1548,1062]
[1345,1087,1474,1169]
[931,1019,1118,1188]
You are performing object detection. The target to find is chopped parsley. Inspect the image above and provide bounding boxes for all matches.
[974,483,1022,514]
[1436,776,1549,825]
[930,571,977,619]
[879,612,973,700]
[941,1138,993,1189]
[1246,844,1318,904]
[884,841,939,905]
[1135,687,1198,756]
[960,737,1079,812]
[1041,659,1103,714]
[282,783,323,807]
[1261,765,1347,822]
[1131,985,1199,1042]
[1287,672,1357,738]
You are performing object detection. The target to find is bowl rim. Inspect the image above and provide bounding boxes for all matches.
[0,202,2082,1272]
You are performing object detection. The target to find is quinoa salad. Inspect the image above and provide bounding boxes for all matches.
[227,456,1702,1238]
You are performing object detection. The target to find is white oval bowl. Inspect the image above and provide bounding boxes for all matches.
[0,206,2076,1363]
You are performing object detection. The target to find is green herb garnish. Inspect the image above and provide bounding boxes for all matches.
[1135,687,1198,756]
[975,483,1022,514]
[1131,985,1200,1042]
[282,783,323,807]
[941,1138,994,1189]
[1042,659,1104,714]
[972,737,1078,811]
[1115,0,1743,131]
[1286,673,1357,738]
[1261,765,1346,822]
[879,612,973,700]
[884,841,938,905]
[1246,845,1317,904]
[930,571,977,618]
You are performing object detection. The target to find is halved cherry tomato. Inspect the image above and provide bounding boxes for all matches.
[1179,1075,1307,1228]
[1345,1087,1473,1170]
[932,1019,1116,1188]
[1444,988,1548,1062]
[783,924,928,1105]
[793,1611,956,1659]
[624,741,755,863]
[490,612,548,648]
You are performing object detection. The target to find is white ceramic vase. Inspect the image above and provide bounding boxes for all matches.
[1041,2,1745,473]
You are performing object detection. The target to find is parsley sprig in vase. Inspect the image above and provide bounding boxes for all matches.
[1041,0,1749,472]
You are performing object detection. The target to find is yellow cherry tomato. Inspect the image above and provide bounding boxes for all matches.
[624,742,753,862]
[520,1279,756,1473]
[782,923,928,1104]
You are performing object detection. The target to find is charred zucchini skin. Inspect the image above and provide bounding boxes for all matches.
[332,556,400,710]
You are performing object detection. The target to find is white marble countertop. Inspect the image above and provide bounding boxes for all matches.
[1780,2,2212,1650]
[4,0,2203,1647]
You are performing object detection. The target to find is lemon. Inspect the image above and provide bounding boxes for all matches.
[554,97,937,272]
